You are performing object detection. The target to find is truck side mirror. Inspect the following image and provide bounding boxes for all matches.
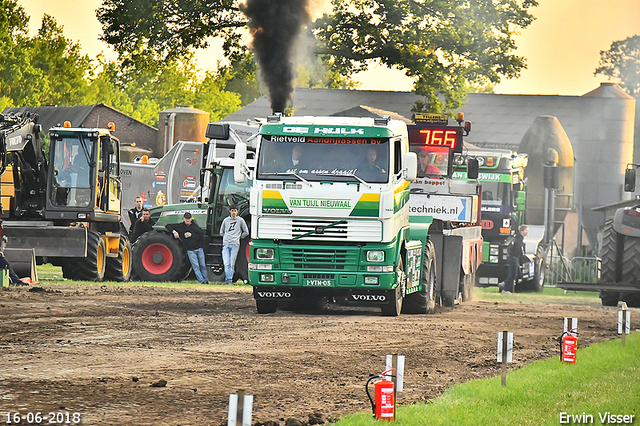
[404,152,417,182]
[624,168,636,192]
[234,142,247,183]
[467,158,479,180]
[206,123,230,140]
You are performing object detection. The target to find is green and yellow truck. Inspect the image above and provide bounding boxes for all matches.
[234,114,482,315]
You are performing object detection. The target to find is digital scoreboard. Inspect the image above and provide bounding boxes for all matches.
[407,125,463,153]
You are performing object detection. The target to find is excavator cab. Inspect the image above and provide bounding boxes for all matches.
[46,125,122,223]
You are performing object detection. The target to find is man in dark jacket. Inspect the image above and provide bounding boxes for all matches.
[166,212,208,284]
[130,208,154,244]
[128,196,144,234]
[500,225,529,294]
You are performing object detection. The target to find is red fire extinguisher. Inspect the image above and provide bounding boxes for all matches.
[366,369,395,420]
[560,329,578,364]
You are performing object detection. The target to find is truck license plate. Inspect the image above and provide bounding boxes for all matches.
[304,278,333,287]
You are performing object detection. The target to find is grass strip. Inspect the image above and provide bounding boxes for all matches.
[337,333,639,425]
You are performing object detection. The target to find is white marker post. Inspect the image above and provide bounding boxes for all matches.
[385,354,405,392]
[497,331,513,387]
[385,354,405,420]
[618,306,631,346]
[228,390,253,426]
[564,317,578,336]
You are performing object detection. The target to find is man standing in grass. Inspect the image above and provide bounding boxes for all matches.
[220,204,249,284]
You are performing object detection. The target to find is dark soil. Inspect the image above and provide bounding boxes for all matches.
[0,285,620,425]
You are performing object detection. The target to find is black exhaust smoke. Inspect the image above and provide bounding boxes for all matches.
[241,0,311,113]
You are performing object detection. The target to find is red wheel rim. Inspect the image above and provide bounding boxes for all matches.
[141,243,173,275]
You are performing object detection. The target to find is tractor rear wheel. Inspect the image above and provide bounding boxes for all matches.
[131,231,190,281]
[600,218,640,306]
[63,231,107,281]
[105,235,132,282]
[601,219,620,306]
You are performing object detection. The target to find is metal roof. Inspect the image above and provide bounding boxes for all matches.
[223,88,593,151]
[2,103,157,133]
[224,88,422,123]
[2,104,97,132]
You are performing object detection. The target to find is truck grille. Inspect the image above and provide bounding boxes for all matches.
[258,217,381,241]
[281,247,359,270]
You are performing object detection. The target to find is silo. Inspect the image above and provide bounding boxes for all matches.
[519,115,574,233]
[576,82,636,247]
[156,106,210,157]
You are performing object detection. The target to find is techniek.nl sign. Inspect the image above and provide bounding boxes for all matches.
[409,194,472,222]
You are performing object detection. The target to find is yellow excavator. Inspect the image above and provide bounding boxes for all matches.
[0,111,130,281]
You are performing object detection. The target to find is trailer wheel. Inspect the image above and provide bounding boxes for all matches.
[381,258,404,316]
[64,231,107,281]
[105,235,132,282]
[233,234,251,282]
[402,243,437,314]
[207,266,226,283]
[256,299,278,314]
[131,231,190,282]
[461,271,474,302]
[520,248,545,293]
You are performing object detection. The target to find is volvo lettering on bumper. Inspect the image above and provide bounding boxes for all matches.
[351,294,387,302]
[256,291,292,299]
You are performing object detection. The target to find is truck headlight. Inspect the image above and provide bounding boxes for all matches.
[256,248,274,260]
[366,250,385,262]
[260,273,275,282]
[364,276,379,285]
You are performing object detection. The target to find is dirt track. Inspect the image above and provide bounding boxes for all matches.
[0,284,623,425]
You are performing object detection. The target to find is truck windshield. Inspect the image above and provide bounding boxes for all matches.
[257,137,390,183]
[481,181,510,206]
[409,145,449,177]
[50,136,95,208]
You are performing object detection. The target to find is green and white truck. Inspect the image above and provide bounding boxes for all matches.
[234,114,482,315]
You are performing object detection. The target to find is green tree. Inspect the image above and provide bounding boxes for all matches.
[29,14,93,106]
[0,0,43,109]
[195,68,242,121]
[0,2,94,108]
[98,0,537,113]
[90,53,241,127]
[312,0,536,112]
[595,35,640,98]
[97,0,246,64]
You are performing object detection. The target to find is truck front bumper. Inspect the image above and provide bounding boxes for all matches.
[249,268,397,290]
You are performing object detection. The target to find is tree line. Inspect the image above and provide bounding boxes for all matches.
[0,1,242,127]
[1,0,637,130]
